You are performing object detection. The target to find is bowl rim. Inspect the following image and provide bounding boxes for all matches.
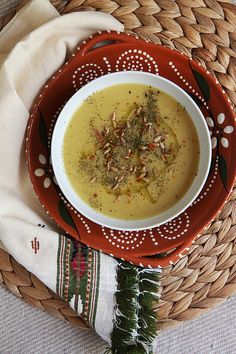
[51,71,212,231]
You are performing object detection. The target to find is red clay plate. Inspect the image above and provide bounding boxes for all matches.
[26,32,236,268]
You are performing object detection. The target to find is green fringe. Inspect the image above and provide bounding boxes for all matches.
[111,263,139,353]
[110,262,160,354]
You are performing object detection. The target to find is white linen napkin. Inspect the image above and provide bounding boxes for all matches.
[0,1,160,352]
[0,0,123,344]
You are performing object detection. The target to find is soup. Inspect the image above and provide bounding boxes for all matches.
[63,84,199,220]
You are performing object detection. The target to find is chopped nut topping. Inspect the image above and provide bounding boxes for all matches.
[112,182,120,190]
[104,148,111,155]
[137,172,146,181]
[154,136,162,143]
[111,166,118,172]
[103,142,110,149]
[135,107,142,116]
[90,176,96,183]
[111,111,117,128]
[141,166,146,173]
[117,174,125,183]
[160,142,165,150]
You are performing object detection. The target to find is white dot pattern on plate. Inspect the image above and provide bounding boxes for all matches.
[154,212,190,240]
[115,50,159,74]
[148,229,159,246]
[101,228,146,250]
[72,63,104,91]
[59,193,91,233]
[102,56,112,72]
[168,61,209,110]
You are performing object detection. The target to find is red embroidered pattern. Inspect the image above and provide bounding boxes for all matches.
[31,237,40,254]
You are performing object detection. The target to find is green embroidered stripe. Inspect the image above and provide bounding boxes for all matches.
[67,239,76,303]
[80,248,101,327]
[111,261,160,354]
[56,235,66,298]
[74,245,81,313]
[92,250,100,328]
[57,238,102,326]
[81,250,92,323]
[56,235,62,295]
[87,250,94,325]
[57,236,77,303]
[88,250,100,327]
[62,237,69,301]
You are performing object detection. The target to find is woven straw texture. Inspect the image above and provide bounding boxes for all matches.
[0,0,236,332]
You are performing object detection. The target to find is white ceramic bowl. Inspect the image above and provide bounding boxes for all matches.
[51,71,211,230]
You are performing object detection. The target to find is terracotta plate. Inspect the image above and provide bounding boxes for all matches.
[26,32,236,267]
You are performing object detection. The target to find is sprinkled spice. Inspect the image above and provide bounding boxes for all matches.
[79,88,179,202]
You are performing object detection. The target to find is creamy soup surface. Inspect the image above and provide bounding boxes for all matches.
[63,84,199,220]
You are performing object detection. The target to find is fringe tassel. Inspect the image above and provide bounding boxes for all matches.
[136,269,160,353]
[111,262,139,352]
[110,261,161,354]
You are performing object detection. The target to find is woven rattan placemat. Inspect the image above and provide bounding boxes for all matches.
[0,0,236,331]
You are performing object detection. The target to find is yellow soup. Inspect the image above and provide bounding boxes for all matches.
[63,84,199,220]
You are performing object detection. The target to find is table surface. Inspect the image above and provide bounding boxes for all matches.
[1,284,236,354]
[1,1,236,353]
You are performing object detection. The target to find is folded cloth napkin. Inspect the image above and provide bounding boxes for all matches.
[0,0,161,353]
